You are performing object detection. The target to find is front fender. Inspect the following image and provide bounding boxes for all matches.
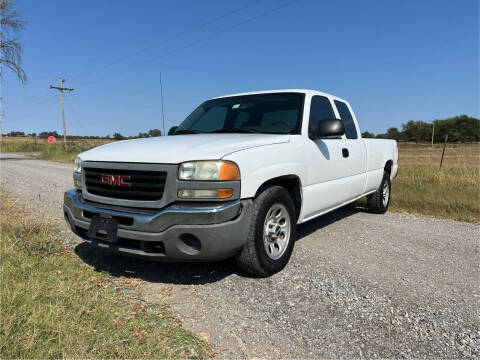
[222,142,307,198]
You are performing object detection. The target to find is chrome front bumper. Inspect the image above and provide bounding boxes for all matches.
[63,189,252,261]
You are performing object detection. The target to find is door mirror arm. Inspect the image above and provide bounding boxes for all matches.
[168,126,178,136]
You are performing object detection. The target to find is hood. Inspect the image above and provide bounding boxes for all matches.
[79,133,290,163]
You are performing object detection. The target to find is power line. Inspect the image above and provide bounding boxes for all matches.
[8,0,298,114]
[75,0,298,90]
[7,96,58,117]
[7,91,55,110]
[6,2,263,111]
[68,0,264,84]
[64,96,86,134]
[7,76,67,110]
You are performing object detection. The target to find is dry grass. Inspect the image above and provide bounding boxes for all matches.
[0,193,213,358]
[1,137,112,163]
[387,143,479,223]
[398,142,480,167]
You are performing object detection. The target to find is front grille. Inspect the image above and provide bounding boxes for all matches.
[84,167,167,201]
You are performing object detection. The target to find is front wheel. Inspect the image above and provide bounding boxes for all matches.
[367,171,391,214]
[235,186,296,277]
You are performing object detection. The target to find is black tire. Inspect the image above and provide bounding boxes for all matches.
[367,171,391,214]
[235,186,297,277]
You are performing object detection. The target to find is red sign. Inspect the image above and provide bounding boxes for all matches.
[47,136,56,144]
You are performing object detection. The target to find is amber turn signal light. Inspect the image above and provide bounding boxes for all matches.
[219,162,240,180]
[217,189,233,198]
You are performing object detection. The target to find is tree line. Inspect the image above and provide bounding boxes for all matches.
[111,129,162,140]
[362,115,479,142]
[3,129,163,140]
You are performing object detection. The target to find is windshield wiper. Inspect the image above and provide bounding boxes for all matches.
[173,129,203,135]
[211,127,259,134]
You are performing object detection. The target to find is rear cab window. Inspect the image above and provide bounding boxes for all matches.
[334,100,358,139]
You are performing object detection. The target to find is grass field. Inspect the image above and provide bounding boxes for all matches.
[1,137,479,223]
[386,143,479,223]
[0,193,213,358]
[1,137,112,163]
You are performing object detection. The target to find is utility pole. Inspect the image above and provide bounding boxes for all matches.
[50,78,73,150]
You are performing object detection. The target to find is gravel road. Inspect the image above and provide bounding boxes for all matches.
[1,153,479,359]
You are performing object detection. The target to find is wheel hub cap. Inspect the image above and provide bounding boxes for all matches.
[263,203,291,260]
[382,181,390,207]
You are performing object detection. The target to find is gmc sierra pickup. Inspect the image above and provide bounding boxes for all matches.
[64,89,398,276]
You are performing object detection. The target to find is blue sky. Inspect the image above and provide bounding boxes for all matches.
[4,0,479,136]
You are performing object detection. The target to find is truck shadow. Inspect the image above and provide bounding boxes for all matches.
[297,202,368,240]
[74,242,237,285]
[74,202,367,285]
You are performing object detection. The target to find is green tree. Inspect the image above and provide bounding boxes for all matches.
[38,131,59,139]
[434,115,479,142]
[148,129,162,137]
[386,127,403,141]
[359,115,479,143]
[112,132,125,140]
[361,131,375,138]
[401,120,431,143]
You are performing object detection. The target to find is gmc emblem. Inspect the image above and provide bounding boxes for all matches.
[100,174,131,187]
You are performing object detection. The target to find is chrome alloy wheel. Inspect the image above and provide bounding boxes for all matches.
[382,181,390,207]
[263,203,291,260]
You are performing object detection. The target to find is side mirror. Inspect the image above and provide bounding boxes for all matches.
[168,126,178,136]
[309,119,345,139]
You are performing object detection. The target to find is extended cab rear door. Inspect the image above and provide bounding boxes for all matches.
[332,99,367,199]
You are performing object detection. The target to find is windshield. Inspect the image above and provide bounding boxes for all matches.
[174,92,305,135]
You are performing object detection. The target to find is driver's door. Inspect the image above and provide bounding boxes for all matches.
[302,96,351,220]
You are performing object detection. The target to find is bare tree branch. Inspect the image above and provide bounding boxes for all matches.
[1,0,27,83]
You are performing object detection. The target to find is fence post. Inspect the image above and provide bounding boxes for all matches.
[431,122,435,147]
[439,134,448,170]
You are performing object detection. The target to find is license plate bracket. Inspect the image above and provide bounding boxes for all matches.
[87,216,118,243]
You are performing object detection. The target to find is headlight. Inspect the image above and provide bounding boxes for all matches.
[74,156,82,173]
[178,161,240,181]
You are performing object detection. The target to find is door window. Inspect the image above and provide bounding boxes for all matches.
[334,100,358,139]
[309,96,335,137]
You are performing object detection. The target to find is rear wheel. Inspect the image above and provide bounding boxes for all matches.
[235,186,296,277]
[367,171,391,214]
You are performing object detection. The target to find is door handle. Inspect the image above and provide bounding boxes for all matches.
[342,148,349,158]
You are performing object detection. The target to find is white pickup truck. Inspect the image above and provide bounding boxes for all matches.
[64,89,398,276]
